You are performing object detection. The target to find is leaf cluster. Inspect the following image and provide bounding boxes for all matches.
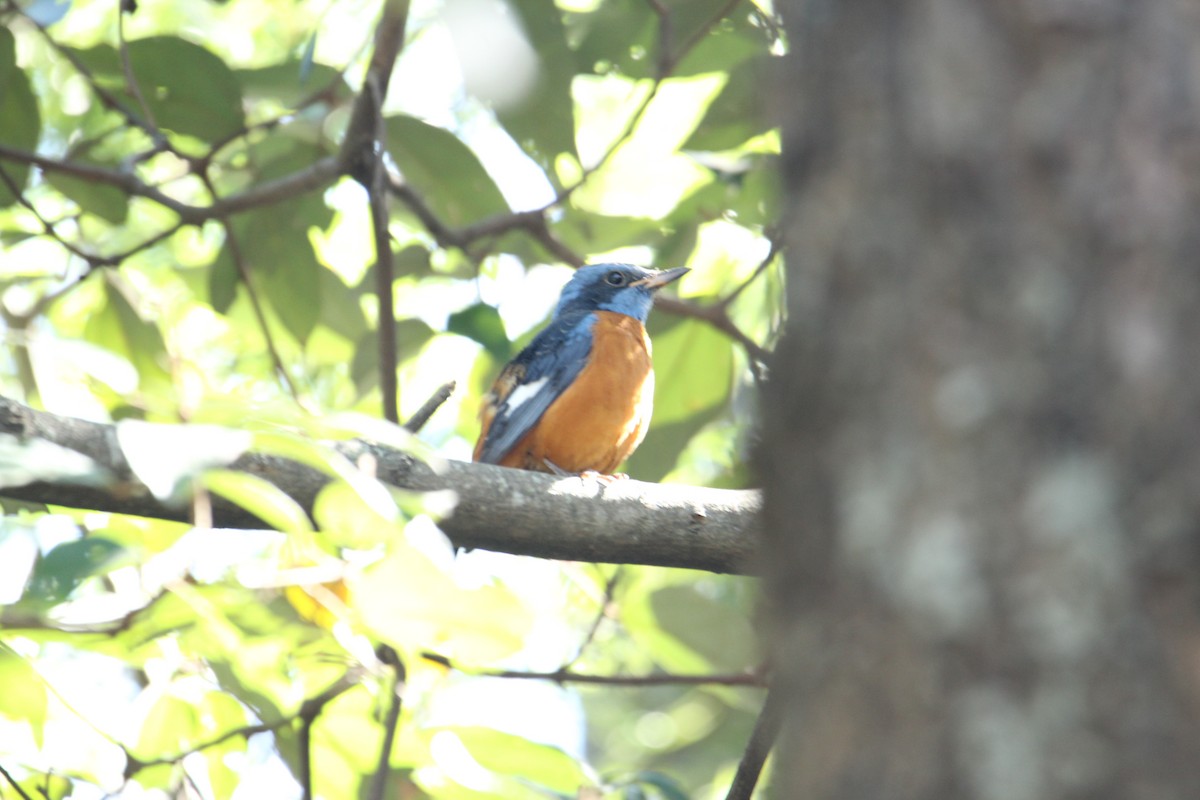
[0,0,784,796]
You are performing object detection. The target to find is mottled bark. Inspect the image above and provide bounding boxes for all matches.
[760,1,1200,797]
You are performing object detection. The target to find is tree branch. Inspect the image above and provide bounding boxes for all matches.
[403,380,455,433]
[723,682,782,800]
[423,652,767,687]
[0,764,35,800]
[0,397,759,574]
[122,672,360,780]
[367,646,405,800]
[0,144,340,225]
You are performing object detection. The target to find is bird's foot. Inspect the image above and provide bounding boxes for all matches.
[580,469,628,484]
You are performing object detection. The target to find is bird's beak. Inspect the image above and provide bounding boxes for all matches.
[634,266,690,289]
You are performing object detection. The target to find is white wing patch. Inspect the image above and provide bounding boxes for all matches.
[504,377,549,415]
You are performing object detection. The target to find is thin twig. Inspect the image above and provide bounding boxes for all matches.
[8,0,167,149]
[92,221,186,268]
[216,211,301,403]
[562,566,624,669]
[0,163,95,265]
[117,5,158,131]
[403,380,455,433]
[484,668,767,687]
[123,674,359,780]
[367,646,405,800]
[366,80,399,424]
[723,682,783,800]
[298,709,314,800]
[654,295,770,364]
[202,69,350,169]
[671,0,746,70]
[0,763,35,800]
[423,653,767,687]
[0,144,341,225]
[339,0,410,423]
[719,230,783,309]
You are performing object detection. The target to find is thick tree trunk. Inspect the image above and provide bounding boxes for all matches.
[761,1,1200,797]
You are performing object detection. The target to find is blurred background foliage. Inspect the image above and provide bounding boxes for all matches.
[0,0,784,796]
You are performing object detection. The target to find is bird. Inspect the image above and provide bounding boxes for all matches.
[473,263,690,475]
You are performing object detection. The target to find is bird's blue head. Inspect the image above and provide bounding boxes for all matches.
[554,263,690,322]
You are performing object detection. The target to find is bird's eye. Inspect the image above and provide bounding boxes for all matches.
[604,270,626,286]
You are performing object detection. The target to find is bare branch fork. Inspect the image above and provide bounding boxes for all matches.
[0,396,761,574]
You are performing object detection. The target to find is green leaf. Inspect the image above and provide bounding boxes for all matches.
[448,303,511,361]
[203,469,313,535]
[69,39,245,143]
[4,771,69,800]
[72,37,246,142]
[386,115,509,227]
[135,691,199,758]
[353,539,533,664]
[0,650,48,748]
[669,2,774,77]
[682,58,774,152]
[252,432,396,521]
[570,0,656,78]
[501,0,578,173]
[551,209,665,254]
[263,246,320,342]
[236,59,348,108]
[213,138,334,343]
[83,276,173,397]
[208,247,239,313]
[628,770,691,800]
[0,29,41,209]
[29,536,134,602]
[571,0,769,80]
[646,316,732,425]
[316,265,367,340]
[46,165,130,223]
[648,584,756,672]
[351,318,435,395]
[312,479,400,550]
[450,727,589,794]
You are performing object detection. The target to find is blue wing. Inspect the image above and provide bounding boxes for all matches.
[476,311,596,464]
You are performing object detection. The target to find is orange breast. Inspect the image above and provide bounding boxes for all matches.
[499,311,654,474]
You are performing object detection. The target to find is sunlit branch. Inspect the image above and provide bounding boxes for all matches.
[0,397,762,574]
[404,380,456,433]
